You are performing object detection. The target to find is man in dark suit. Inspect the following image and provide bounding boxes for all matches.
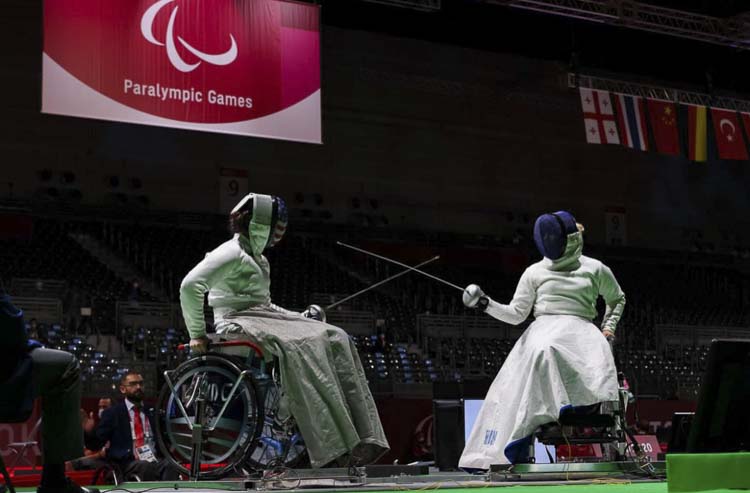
[84,372,179,481]
[0,289,99,493]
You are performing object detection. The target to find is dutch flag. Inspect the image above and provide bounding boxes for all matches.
[615,94,648,151]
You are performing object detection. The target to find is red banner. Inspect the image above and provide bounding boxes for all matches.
[0,405,41,467]
[42,0,321,143]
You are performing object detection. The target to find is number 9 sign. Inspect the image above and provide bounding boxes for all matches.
[219,168,249,213]
[227,179,240,197]
[605,210,627,246]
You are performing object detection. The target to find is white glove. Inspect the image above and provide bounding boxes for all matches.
[462,284,489,310]
[301,304,326,322]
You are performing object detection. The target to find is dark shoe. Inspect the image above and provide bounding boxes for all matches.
[37,478,101,493]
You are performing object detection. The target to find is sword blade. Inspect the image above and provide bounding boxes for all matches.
[325,255,440,310]
[336,242,464,292]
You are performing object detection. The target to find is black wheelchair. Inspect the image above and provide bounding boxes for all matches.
[531,341,652,469]
[154,334,308,479]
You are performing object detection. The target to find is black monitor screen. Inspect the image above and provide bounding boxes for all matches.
[686,339,750,453]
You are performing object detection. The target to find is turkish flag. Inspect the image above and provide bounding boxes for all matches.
[711,108,748,160]
[646,99,680,155]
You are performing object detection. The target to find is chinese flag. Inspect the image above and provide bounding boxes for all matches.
[646,99,680,155]
[711,108,749,160]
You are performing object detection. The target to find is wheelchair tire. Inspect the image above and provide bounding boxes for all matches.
[155,354,264,479]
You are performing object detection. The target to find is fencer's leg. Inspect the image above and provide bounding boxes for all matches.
[31,348,84,490]
[31,349,84,464]
[325,326,388,464]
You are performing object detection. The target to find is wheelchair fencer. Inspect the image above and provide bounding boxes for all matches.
[154,334,308,480]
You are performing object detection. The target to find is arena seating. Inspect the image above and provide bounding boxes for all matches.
[5,213,750,398]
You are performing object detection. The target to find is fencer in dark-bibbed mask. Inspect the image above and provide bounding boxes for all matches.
[180,193,324,351]
[179,193,389,469]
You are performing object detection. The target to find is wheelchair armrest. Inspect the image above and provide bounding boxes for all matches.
[178,334,264,359]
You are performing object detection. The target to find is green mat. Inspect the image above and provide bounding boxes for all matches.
[8,484,673,493]
[668,452,750,492]
[0,475,734,493]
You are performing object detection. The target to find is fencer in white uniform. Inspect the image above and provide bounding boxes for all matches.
[180,193,388,468]
[459,211,625,469]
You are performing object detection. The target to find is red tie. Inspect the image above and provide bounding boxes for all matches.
[133,406,145,448]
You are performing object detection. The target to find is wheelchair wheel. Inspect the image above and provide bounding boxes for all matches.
[155,354,263,479]
[244,370,309,470]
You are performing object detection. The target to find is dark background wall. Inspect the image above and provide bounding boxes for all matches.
[3,1,750,250]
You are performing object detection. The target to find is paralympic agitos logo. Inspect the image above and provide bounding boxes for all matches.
[140,0,238,73]
[43,0,321,132]
[124,0,252,109]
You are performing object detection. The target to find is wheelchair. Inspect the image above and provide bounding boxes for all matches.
[529,341,652,468]
[154,334,308,480]
[530,374,631,463]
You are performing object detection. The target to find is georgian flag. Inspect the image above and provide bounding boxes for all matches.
[579,88,620,145]
[615,94,648,151]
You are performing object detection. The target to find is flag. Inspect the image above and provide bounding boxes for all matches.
[741,113,750,149]
[614,94,648,151]
[711,108,748,160]
[646,99,680,155]
[686,104,708,162]
[579,88,620,145]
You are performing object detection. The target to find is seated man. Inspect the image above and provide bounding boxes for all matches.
[459,211,625,469]
[0,291,99,493]
[67,398,114,472]
[180,193,389,468]
[84,372,179,481]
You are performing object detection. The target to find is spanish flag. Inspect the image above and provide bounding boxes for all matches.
[687,105,708,162]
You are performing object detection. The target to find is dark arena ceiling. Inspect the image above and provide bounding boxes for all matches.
[319,0,750,95]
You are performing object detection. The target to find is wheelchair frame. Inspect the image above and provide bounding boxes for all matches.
[156,339,307,480]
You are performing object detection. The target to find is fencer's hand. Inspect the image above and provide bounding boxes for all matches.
[189,337,210,353]
[301,304,326,322]
[602,329,615,341]
[463,284,489,311]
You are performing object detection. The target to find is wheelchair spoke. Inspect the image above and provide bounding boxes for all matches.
[207,370,252,432]
[174,443,225,461]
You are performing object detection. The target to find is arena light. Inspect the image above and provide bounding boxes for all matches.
[361,0,441,12]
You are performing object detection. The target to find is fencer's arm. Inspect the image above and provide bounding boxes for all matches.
[267,301,326,322]
[485,271,535,325]
[180,247,236,340]
[598,262,626,333]
[464,270,535,325]
[267,302,300,316]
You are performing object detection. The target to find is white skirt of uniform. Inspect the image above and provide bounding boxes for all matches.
[459,314,618,470]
